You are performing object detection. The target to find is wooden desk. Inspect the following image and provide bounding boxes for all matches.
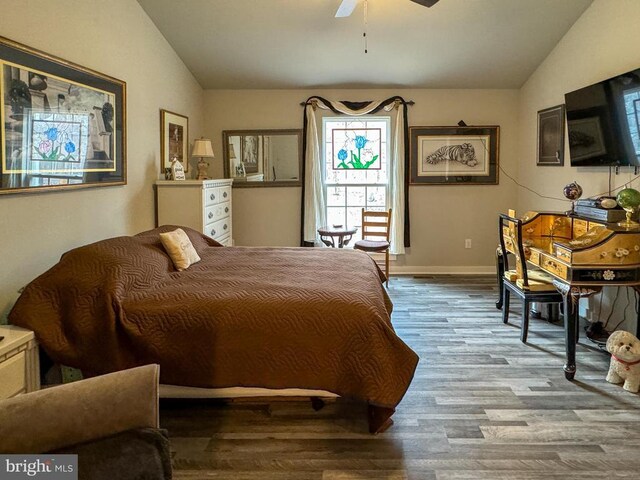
[497,211,640,380]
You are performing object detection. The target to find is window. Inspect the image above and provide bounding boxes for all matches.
[623,87,640,157]
[323,116,390,244]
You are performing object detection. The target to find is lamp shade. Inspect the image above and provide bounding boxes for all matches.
[228,144,237,160]
[192,138,215,158]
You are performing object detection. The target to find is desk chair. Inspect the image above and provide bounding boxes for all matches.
[354,208,392,286]
[498,213,563,343]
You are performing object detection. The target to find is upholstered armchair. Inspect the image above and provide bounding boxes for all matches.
[0,364,171,480]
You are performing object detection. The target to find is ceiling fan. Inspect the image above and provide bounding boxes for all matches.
[335,0,440,17]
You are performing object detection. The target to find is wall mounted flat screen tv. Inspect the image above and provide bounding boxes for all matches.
[565,67,640,166]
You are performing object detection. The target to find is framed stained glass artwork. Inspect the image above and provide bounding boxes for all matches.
[0,35,126,195]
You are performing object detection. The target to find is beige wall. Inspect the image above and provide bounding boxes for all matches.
[5,0,634,320]
[0,0,204,319]
[518,0,640,213]
[204,89,520,271]
[517,0,640,330]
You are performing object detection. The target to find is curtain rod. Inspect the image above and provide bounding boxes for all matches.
[299,100,415,106]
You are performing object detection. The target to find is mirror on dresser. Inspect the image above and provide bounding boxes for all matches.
[222,129,302,187]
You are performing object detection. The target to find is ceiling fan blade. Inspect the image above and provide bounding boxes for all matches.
[410,0,440,7]
[335,0,358,17]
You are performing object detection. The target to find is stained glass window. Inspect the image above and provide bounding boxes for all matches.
[323,117,390,245]
[331,127,382,170]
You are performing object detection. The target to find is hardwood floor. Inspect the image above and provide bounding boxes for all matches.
[160,275,640,479]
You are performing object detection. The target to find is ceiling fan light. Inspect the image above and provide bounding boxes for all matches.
[335,0,358,17]
[410,0,441,7]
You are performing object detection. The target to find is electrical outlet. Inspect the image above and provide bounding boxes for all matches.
[465,239,472,249]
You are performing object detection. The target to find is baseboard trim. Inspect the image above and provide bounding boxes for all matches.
[390,266,495,275]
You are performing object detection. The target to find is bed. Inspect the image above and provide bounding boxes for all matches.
[9,226,419,432]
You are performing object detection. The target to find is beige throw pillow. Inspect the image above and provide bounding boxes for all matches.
[159,228,201,271]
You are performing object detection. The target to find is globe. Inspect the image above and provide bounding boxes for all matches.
[563,181,583,214]
[616,188,640,227]
[616,188,640,209]
[563,181,583,201]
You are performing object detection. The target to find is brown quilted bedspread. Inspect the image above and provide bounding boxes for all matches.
[9,226,418,409]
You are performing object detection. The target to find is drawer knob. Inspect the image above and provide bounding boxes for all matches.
[223,191,228,198]
[210,193,215,200]
[211,229,216,236]
[225,207,229,213]
[223,224,228,230]
[208,212,213,219]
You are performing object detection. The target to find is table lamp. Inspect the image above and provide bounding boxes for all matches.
[193,138,215,180]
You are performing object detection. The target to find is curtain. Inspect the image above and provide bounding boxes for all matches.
[303,103,326,245]
[301,96,411,253]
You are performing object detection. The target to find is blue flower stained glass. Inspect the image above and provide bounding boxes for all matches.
[332,128,381,170]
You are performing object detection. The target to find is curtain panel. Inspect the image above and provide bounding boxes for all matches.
[301,96,411,254]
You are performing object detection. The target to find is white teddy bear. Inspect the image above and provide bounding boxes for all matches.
[606,330,640,393]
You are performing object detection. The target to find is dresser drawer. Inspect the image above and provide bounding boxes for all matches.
[204,201,231,224]
[215,233,231,246]
[204,186,231,207]
[205,217,231,239]
[540,254,568,280]
[528,249,540,265]
[555,246,572,263]
[0,351,26,399]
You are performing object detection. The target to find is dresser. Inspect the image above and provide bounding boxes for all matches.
[0,325,40,399]
[155,179,233,246]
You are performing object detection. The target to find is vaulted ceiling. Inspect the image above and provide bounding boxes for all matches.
[138,0,593,89]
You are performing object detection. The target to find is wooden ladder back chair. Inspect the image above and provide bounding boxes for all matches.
[498,213,563,343]
[354,208,392,287]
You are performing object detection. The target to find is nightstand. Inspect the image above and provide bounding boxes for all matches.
[0,325,40,399]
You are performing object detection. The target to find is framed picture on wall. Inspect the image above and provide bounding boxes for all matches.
[409,125,499,185]
[160,109,189,174]
[241,135,260,174]
[537,104,565,166]
[0,35,126,195]
[567,115,607,162]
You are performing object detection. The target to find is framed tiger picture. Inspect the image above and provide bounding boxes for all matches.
[409,126,499,185]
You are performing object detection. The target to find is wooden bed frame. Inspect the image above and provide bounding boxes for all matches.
[159,385,394,434]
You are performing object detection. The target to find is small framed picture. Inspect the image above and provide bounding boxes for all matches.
[160,109,189,174]
[537,104,565,166]
[567,113,607,162]
[409,125,499,185]
[240,135,260,174]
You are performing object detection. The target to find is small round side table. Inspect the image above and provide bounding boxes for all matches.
[317,225,358,248]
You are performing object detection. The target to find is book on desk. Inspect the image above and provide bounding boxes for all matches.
[573,198,626,223]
